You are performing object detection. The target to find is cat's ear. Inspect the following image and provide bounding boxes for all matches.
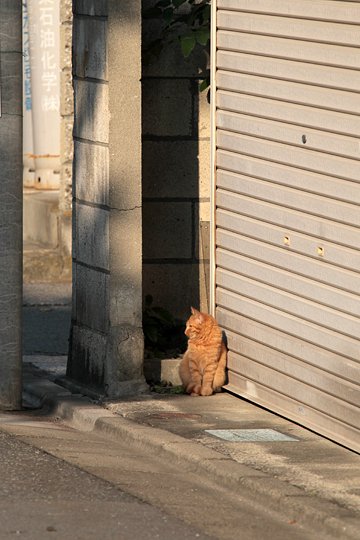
[191,307,204,322]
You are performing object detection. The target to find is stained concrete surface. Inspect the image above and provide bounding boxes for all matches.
[0,429,212,540]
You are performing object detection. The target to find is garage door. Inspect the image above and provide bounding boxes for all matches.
[211,0,360,452]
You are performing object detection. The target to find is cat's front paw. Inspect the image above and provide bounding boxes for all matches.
[200,386,213,396]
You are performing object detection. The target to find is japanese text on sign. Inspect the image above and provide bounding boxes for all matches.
[23,0,32,112]
[39,0,59,112]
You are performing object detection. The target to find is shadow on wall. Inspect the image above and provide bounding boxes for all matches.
[142,1,210,323]
[67,1,111,388]
[68,1,144,391]
[68,0,210,391]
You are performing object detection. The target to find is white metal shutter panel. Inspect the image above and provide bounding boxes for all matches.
[212,0,360,452]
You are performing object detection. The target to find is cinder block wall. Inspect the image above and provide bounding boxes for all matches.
[70,0,110,388]
[71,0,211,331]
[70,0,146,396]
[142,0,211,321]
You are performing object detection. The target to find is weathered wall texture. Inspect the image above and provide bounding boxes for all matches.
[59,0,73,260]
[142,0,211,321]
[0,1,22,409]
[60,0,73,214]
[68,0,146,397]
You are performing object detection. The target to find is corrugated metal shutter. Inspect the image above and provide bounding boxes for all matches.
[211,0,360,452]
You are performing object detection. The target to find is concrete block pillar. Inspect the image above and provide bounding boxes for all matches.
[0,1,22,409]
[68,0,146,398]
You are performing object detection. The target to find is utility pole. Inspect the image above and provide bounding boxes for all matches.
[0,1,23,410]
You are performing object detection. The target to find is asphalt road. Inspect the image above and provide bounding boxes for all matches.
[23,283,71,356]
[0,409,321,540]
[0,428,211,540]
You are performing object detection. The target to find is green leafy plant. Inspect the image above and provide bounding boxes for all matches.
[150,382,185,394]
[144,0,211,91]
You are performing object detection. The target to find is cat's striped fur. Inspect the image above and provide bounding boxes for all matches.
[179,307,227,396]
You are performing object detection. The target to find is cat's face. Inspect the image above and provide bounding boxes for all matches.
[185,307,205,339]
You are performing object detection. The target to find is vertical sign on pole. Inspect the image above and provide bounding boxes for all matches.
[22,0,35,188]
[28,0,60,190]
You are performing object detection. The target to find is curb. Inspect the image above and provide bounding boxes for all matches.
[24,375,359,540]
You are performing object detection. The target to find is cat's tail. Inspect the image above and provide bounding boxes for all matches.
[213,341,227,392]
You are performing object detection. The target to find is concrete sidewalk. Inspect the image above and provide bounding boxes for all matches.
[22,358,360,540]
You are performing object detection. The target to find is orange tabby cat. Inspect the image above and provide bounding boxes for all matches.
[179,307,227,396]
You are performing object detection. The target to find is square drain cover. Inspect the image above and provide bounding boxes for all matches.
[205,429,298,442]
